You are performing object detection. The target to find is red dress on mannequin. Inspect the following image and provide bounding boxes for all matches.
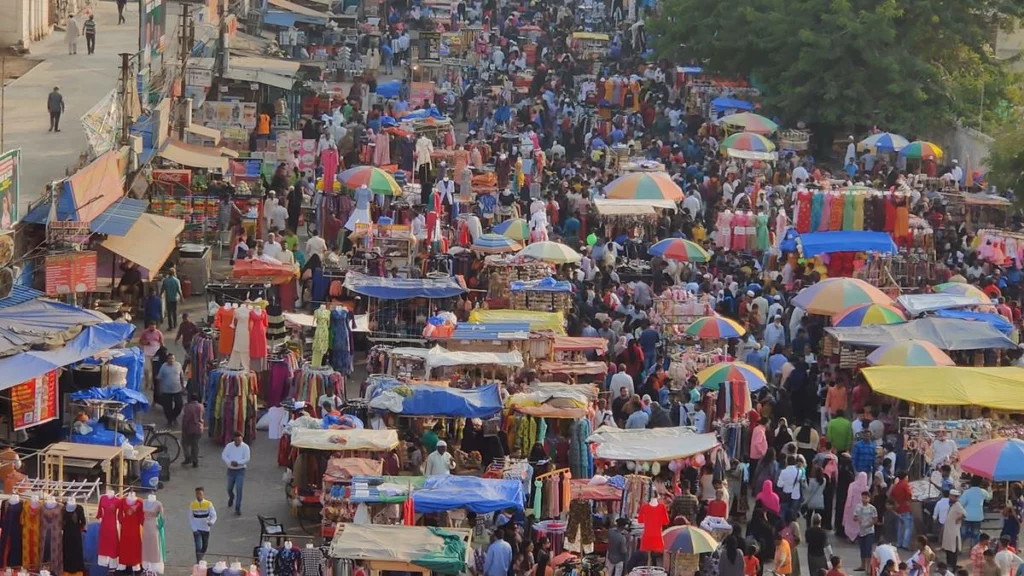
[637,501,669,553]
[96,494,121,566]
[118,498,144,569]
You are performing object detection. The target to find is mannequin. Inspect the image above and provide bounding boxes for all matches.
[436,175,455,215]
[0,494,23,568]
[300,541,324,575]
[215,303,236,357]
[637,496,668,555]
[258,542,279,576]
[312,304,331,370]
[276,541,302,576]
[119,492,144,571]
[21,495,40,570]
[63,496,87,576]
[345,185,373,233]
[320,142,339,194]
[415,135,434,171]
[193,560,209,576]
[227,304,252,370]
[226,561,245,576]
[212,561,229,575]
[142,494,164,574]
[39,495,61,575]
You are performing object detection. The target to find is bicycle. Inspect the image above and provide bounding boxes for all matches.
[142,423,182,464]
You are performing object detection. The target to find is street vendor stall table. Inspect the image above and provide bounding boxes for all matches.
[329,524,473,576]
[40,442,157,492]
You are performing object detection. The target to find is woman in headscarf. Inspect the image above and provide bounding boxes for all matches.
[841,471,871,543]
[746,502,778,562]
[755,479,781,516]
[718,535,744,576]
[753,447,779,496]
[772,417,794,458]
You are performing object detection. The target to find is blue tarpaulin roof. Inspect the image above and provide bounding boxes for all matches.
[0,299,111,358]
[934,309,1014,335]
[377,81,401,99]
[510,277,573,293]
[22,197,148,236]
[400,107,448,121]
[780,230,897,257]
[369,379,502,418]
[447,322,531,341]
[0,285,44,310]
[0,322,135,391]
[413,476,525,514]
[69,386,150,411]
[343,271,466,300]
[262,10,328,26]
[711,97,753,111]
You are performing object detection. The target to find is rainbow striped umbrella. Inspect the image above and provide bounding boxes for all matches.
[866,339,955,367]
[716,112,778,135]
[791,277,892,316]
[493,218,530,241]
[831,303,906,328]
[684,315,746,339]
[517,241,582,264]
[722,132,775,153]
[662,525,720,554]
[959,438,1024,481]
[471,233,522,254]
[900,141,944,160]
[648,238,710,263]
[858,132,910,153]
[604,172,684,201]
[338,166,402,196]
[696,362,766,392]
[934,282,991,304]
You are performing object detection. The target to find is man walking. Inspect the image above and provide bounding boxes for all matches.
[156,352,185,425]
[161,268,182,329]
[47,87,64,132]
[221,431,250,515]
[181,394,204,467]
[116,0,127,24]
[83,15,96,54]
[189,487,217,562]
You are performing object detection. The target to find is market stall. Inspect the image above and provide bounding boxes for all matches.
[506,383,598,478]
[343,271,468,342]
[381,345,524,384]
[329,524,472,576]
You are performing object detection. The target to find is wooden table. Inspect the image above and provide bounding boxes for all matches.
[41,443,157,492]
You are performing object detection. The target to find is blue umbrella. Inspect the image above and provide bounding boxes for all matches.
[859,132,909,153]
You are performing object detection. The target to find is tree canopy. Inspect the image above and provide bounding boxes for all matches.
[652,0,1024,137]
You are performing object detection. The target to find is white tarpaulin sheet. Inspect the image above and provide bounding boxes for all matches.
[424,345,524,370]
[587,427,718,461]
[329,525,471,563]
[289,428,399,451]
[825,317,1015,350]
[594,198,677,212]
[896,293,990,315]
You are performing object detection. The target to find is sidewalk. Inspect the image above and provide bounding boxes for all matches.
[5,0,140,218]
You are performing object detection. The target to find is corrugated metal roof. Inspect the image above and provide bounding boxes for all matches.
[89,197,149,236]
[0,285,45,310]
[447,322,531,341]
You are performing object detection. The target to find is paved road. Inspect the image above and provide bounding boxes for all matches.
[5,0,140,219]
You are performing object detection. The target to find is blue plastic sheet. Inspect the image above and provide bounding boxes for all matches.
[711,97,753,111]
[510,277,573,293]
[413,476,525,514]
[71,421,144,447]
[343,271,466,300]
[0,299,112,358]
[400,106,448,121]
[782,231,898,257]
[0,322,136,391]
[377,80,401,98]
[82,347,144,391]
[70,386,151,417]
[372,380,502,418]
[934,309,1015,335]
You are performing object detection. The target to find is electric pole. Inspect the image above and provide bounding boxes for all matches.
[176,3,194,140]
[118,53,132,146]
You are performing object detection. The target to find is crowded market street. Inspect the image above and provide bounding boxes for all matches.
[0,0,1023,574]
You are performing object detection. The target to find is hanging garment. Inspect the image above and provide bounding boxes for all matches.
[842,192,856,231]
[276,546,302,576]
[894,196,910,246]
[795,191,812,233]
[300,546,323,576]
[215,307,235,357]
[118,498,144,569]
[39,502,62,574]
[0,499,22,568]
[62,503,86,575]
[853,194,865,231]
[716,211,733,249]
[345,186,373,232]
[884,194,897,232]
[207,369,260,444]
[267,303,286,348]
[21,501,40,570]
[829,192,844,230]
[249,308,269,372]
[862,194,876,232]
[329,308,353,374]
[312,307,331,368]
[564,500,595,549]
[320,147,339,194]
[819,193,832,232]
[142,500,164,574]
[258,546,280,576]
[227,306,253,370]
[637,501,669,553]
[96,495,120,567]
[809,192,823,232]
[190,334,216,399]
[373,131,391,166]
[732,212,748,251]
[756,213,770,252]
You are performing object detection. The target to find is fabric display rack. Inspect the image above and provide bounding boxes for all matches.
[189,331,218,400]
[509,278,573,313]
[311,306,354,375]
[620,475,653,519]
[789,188,914,246]
[717,421,751,461]
[206,368,260,444]
[295,365,344,417]
[266,348,301,407]
[533,469,572,520]
[710,209,771,253]
[94,493,167,573]
[255,543,326,576]
[973,228,1024,266]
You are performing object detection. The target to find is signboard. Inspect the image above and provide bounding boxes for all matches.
[45,251,98,295]
[409,82,436,108]
[152,169,192,186]
[11,371,58,431]
[355,223,412,238]
[186,64,213,88]
[47,221,92,246]
[139,0,167,66]
[0,149,20,229]
[200,101,258,130]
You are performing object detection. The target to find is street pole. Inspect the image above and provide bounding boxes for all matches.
[1,56,6,153]
[119,53,132,146]
[176,3,193,140]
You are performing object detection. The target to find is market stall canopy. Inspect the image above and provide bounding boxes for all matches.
[534,360,608,375]
[550,336,607,353]
[587,427,719,461]
[962,193,1012,207]
[232,259,299,284]
[413,475,525,513]
[933,309,1013,335]
[24,196,149,236]
[825,317,1016,350]
[323,457,383,483]
[266,0,330,19]
[896,293,988,315]
[507,384,595,418]
[367,379,502,418]
[861,367,1024,411]
[158,139,235,172]
[468,309,565,334]
[424,345,524,370]
[185,123,221,145]
[289,427,399,451]
[594,198,678,212]
[0,322,135,389]
[510,278,572,293]
[529,382,600,402]
[710,97,754,112]
[344,271,467,299]
[595,202,656,216]
[329,525,470,575]
[446,322,530,341]
[100,214,184,272]
[781,231,898,257]
[0,299,112,358]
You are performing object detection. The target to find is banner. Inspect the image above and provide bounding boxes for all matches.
[409,82,436,108]
[0,150,20,229]
[11,371,58,431]
[45,251,98,295]
[200,101,258,130]
[139,0,167,66]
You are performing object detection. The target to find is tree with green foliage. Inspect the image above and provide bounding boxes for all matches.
[652,0,1023,154]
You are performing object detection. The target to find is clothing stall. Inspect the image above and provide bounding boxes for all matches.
[205,368,260,444]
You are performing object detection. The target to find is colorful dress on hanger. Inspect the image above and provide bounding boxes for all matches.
[731,212,747,251]
[141,500,164,574]
[330,308,353,375]
[276,546,302,576]
[118,498,144,569]
[884,194,897,232]
[637,501,669,553]
[21,501,40,569]
[62,504,87,576]
[320,147,339,194]
[852,194,865,231]
[39,502,62,574]
[228,306,252,371]
[0,500,22,568]
[795,191,812,233]
[755,213,770,252]
[249,307,269,372]
[829,192,844,230]
[96,495,120,567]
[842,192,856,231]
[312,307,331,368]
[215,307,235,357]
[820,193,832,231]
[894,195,910,245]
[809,192,823,232]
[373,131,391,166]
[774,212,788,247]
[715,211,732,249]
